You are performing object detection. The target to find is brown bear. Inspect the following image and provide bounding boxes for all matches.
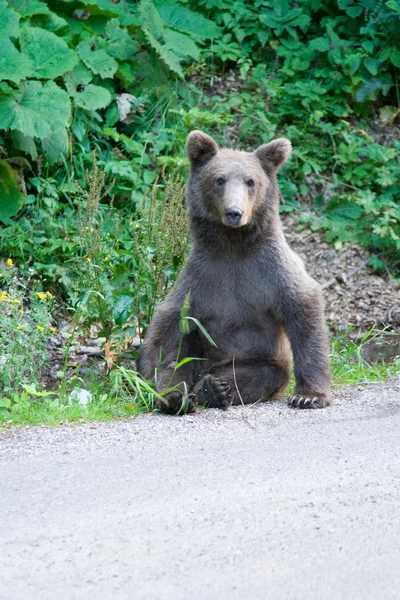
[137,131,331,414]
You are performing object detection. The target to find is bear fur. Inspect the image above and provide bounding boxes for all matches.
[137,131,331,414]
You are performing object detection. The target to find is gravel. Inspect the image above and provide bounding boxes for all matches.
[2,380,400,599]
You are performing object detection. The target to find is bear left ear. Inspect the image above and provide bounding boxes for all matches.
[254,138,292,172]
[186,130,219,168]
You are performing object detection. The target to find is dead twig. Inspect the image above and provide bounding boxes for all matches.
[322,258,370,290]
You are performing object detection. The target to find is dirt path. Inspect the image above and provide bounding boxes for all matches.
[1,382,400,600]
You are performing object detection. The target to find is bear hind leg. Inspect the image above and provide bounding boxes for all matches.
[195,362,289,409]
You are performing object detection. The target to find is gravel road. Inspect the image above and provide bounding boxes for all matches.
[1,381,400,600]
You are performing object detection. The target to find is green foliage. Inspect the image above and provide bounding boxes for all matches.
[0,260,56,396]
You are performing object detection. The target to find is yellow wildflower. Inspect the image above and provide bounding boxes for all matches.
[86,257,91,262]
[0,291,9,301]
[104,257,109,262]
[49,327,57,333]
[45,291,54,298]
[37,326,45,332]
[19,309,24,314]
[36,292,47,300]
[13,298,20,304]
[85,226,89,230]
[6,258,14,267]
[135,223,140,229]
[17,324,26,330]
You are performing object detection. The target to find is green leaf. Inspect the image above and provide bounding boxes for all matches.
[0,0,20,38]
[155,1,220,40]
[41,127,69,164]
[390,49,400,68]
[20,26,78,79]
[0,38,33,84]
[77,39,118,78]
[364,58,378,76]
[112,293,135,326]
[104,18,137,60]
[310,37,330,52]
[0,159,24,223]
[325,197,364,221]
[164,29,200,61]
[0,397,11,409]
[9,0,49,17]
[346,6,363,17]
[11,130,37,158]
[185,316,217,347]
[0,80,71,139]
[71,84,112,111]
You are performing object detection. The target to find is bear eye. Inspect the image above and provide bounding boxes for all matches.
[246,178,255,188]
[216,177,226,187]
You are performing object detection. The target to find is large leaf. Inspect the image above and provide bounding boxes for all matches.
[77,39,118,78]
[156,1,220,40]
[0,81,71,139]
[20,26,78,79]
[0,0,20,38]
[0,159,24,223]
[11,130,38,158]
[0,38,33,83]
[8,0,49,17]
[140,0,183,76]
[41,127,69,164]
[71,84,112,111]
[104,18,137,60]
[164,29,200,61]
[112,293,135,326]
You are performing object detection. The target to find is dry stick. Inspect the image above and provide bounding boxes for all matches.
[321,258,370,290]
[232,355,245,406]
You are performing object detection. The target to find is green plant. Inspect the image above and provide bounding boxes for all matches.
[0,259,56,396]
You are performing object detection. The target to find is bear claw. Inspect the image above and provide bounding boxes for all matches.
[287,394,329,409]
[195,375,233,410]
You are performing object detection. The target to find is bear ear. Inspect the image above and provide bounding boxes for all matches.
[186,130,219,168]
[254,138,292,172]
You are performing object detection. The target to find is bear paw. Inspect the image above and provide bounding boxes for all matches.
[287,393,330,409]
[158,391,197,415]
[195,375,233,410]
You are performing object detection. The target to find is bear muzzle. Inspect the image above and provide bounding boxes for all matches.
[225,207,244,227]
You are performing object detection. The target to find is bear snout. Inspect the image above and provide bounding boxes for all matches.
[225,207,243,227]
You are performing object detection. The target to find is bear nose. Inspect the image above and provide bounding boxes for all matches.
[225,207,243,226]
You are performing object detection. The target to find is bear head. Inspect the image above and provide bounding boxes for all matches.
[186,131,291,228]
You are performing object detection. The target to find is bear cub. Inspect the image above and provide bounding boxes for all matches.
[137,131,331,414]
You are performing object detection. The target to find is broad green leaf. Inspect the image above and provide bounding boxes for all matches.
[390,49,400,68]
[0,398,11,409]
[20,26,78,79]
[12,130,37,158]
[356,76,392,102]
[0,0,20,38]
[112,293,135,326]
[346,6,363,17]
[104,18,137,60]
[71,84,112,111]
[9,0,49,17]
[164,29,200,61]
[77,39,118,78]
[325,197,363,221]
[0,38,33,83]
[64,61,93,91]
[309,37,330,52]
[41,127,69,164]
[0,81,71,139]
[0,159,24,223]
[30,12,70,34]
[155,1,220,40]
[364,58,378,76]
[140,0,164,39]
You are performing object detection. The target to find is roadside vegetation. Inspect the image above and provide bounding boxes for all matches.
[0,0,399,426]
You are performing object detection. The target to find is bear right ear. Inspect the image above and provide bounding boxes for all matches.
[186,131,219,168]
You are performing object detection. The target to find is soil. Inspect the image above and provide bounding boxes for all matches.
[281,212,400,333]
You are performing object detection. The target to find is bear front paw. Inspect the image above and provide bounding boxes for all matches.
[194,374,233,410]
[157,391,197,415]
[287,393,330,409]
